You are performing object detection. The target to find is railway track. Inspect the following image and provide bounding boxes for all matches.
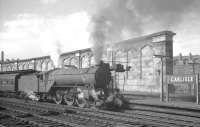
[66,104,200,127]
[0,97,200,127]
[129,102,200,118]
[0,111,34,127]
[0,98,128,127]
[0,106,89,127]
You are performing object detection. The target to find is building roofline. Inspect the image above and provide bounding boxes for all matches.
[0,56,50,64]
[60,48,91,56]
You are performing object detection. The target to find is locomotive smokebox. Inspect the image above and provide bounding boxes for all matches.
[94,61,111,91]
[95,60,110,70]
[95,60,105,66]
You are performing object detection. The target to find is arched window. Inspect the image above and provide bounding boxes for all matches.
[81,55,90,68]
[28,63,34,69]
[41,62,46,71]
[6,65,11,71]
[141,45,154,81]
[22,64,26,70]
[47,60,54,70]
[11,64,17,71]
[63,57,71,66]
[69,57,79,68]
[18,64,23,70]
[89,56,95,66]
[36,62,42,71]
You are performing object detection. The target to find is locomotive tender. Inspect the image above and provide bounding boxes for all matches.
[0,62,119,107]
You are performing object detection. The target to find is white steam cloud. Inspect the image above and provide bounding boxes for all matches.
[89,0,200,60]
[49,41,62,68]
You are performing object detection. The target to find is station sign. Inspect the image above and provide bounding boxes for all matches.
[166,74,199,104]
[167,74,196,84]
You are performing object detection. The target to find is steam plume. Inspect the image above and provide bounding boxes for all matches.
[89,16,109,64]
[89,0,200,60]
[50,40,62,68]
[89,0,141,64]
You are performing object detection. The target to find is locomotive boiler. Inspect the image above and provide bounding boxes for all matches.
[51,62,111,91]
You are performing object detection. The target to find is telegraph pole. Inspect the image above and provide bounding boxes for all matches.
[154,55,170,102]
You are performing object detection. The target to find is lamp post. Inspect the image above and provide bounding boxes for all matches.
[153,55,170,102]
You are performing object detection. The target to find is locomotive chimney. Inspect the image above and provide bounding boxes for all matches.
[1,51,4,62]
[95,60,104,66]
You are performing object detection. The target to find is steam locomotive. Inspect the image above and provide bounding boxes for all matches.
[0,61,127,108]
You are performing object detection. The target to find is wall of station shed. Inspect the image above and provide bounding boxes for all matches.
[104,31,174,93]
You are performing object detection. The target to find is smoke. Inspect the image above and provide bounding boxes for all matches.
[50,41,62,68]
[89,0,200,61]
[89,16,109,64]
[89,0,141,64]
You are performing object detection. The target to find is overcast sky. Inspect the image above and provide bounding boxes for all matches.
[0,0,200,60]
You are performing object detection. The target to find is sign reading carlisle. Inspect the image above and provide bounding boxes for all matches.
[166,74,199,104]
[168,74,196,84]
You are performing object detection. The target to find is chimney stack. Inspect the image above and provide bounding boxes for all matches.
[1,51,4,62]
